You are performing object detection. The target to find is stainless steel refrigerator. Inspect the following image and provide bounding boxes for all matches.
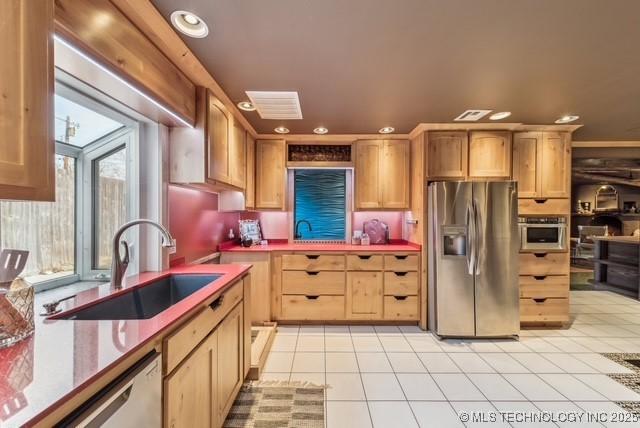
[428,181,519,338]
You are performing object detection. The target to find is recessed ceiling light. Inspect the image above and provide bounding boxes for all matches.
[170,10,209,38]
[489,111,511,120]
[274,126,290,134]
[379,126,395,134]
[313,127,328,135]
[237,101,256,111]
[555,115,580,124]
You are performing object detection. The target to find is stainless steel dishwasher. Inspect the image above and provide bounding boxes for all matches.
[57,351,162,427]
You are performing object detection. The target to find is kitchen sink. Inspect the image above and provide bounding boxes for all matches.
[54,274,222,320]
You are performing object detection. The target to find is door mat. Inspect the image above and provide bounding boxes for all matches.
[600,353,640,414]
[223,381,325,428]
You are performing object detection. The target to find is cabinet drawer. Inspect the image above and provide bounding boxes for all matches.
[518,198,569,215]
[164,280,243,374]
[384,254,419,271]
[282,254,345,271]
[281,295,345,320]
[347,254,384,271]
[383,295,419,320]
[520,298,569,323]
[282,271,345,295]
[519,252,569,276]
[384,271,419,295]
[519,275,569,299]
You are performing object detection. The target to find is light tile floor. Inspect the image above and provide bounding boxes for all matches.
[261,290,640,427]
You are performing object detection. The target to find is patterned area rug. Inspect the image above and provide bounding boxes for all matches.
[601,353,640,414]
[224,382,325,428]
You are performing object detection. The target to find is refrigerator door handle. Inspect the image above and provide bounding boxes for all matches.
[473,199,482,275]
[466,203,475,275]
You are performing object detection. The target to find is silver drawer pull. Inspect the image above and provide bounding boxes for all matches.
[209,295,224,310]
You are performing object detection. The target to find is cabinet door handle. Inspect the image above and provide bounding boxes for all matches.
[306,255,320,260]
[209,295,224,310]
[393,295,408,301]
[534,199,548,204]
[533,275,547,280]
[306,271,320,276]
[358,255,372,260]
[533,253,548,258]
[305,295,320,300]
[533,298,547,303]
[394,272,408,277]
[395,255,408,260]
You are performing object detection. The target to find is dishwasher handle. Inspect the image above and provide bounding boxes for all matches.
[80,383,134,427]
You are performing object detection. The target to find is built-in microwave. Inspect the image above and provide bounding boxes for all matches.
[518,217,567,251]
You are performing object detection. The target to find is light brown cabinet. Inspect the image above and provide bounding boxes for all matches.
[540,132,571,198]
[229,122,246,189]
[468,131,512,178]
[165,330,218,428]
[164,279,249,428]
[245,134,256,209]
[216,305,243,423]
[427,132,468,179]
[354,140,410,210]
[276,251,420,322]
[0,0,55,201]
[255,139,286,210]
[346,271,383,319]
[512,131,570,198]
[170,88,246,192]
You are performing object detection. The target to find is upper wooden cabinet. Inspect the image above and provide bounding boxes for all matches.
[255,140,286,210]
[540,132,571,198]
[229,122,246,189]
[170,88,247,192]
[468,131,512,178]
[512,131,570,198]
[245,135,256,209]
[0,0,55,201]
[427,132,468,179]
[354,140,410,210]
[354,141,382,209]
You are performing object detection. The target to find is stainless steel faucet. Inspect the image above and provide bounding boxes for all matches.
[294,219,313,240]
[111,219,175,289]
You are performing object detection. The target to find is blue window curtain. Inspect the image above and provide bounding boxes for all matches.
[294,170,346,240]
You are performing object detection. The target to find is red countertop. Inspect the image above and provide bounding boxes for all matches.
[219,241,421,253]
[0,264,250,428]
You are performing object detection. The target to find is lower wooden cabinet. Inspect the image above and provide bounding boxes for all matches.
[520,298,569,323]
[164,278,248,428]
[217,305,243,423]
[277,251,420,322]
[346,271,383,319]
[165,330,218,428]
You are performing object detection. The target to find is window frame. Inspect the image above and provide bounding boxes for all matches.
[288,168,353,243]
[53,82,140,285]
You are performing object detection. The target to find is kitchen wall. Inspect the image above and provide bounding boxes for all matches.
[242,211,405,241]
[168,185,239,264]
[573,184,640,212]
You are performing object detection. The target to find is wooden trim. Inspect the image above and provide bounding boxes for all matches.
[409,123,582,139]
[572,141,640,148]
[257,134,411,141]
[287,161,354,168]
[109,0,257,136]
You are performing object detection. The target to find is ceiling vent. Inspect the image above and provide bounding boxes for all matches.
[245,91,303,120]
[454,110,492,122]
